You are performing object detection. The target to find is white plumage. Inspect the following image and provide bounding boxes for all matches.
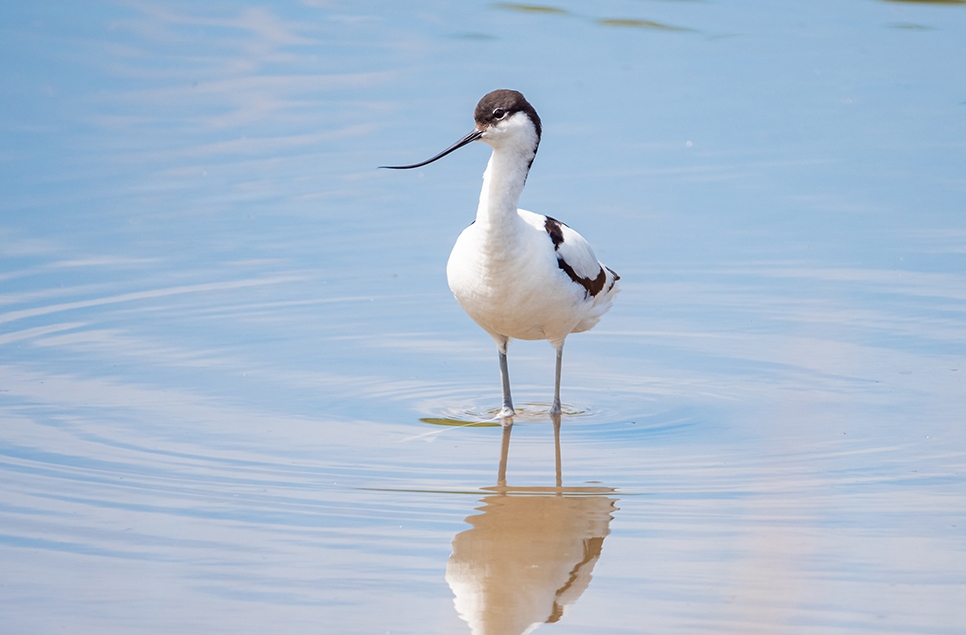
[384,89,619,419]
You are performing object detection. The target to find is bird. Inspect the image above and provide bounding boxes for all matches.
[382,89,619,419]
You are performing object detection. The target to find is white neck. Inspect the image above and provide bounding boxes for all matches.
[475,145,532,229]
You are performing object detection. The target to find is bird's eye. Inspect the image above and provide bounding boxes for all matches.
[492,108,507,119]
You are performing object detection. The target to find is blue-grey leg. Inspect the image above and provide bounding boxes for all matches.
[549,343,564,416]
[498,349,515,419]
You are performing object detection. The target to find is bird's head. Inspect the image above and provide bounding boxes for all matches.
[473,89,541,156]
[381,89,541,170]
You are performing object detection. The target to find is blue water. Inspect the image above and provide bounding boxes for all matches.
[2,1,965,633]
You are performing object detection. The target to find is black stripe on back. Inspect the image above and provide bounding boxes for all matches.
[544,216,565,251]
[557,258,607,297]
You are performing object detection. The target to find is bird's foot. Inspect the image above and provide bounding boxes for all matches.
[497,406,515,419]
[549,400,562,416]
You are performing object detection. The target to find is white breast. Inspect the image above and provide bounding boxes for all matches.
[447,209,617,345]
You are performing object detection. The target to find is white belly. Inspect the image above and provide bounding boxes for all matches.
[446,218,589,343]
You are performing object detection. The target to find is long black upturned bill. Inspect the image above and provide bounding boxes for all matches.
[380,129,483,170]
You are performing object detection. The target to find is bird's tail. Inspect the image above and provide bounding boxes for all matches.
[572,265,620,333]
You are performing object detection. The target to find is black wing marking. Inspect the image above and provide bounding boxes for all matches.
[558,259,608,297]
[544,216,565,250]
[544,216,615,297]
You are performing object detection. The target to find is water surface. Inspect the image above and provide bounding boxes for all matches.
[2,1,965,633]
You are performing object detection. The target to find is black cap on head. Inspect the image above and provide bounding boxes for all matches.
[474,89,542,140]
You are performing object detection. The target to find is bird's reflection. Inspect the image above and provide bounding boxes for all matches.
[446,415,618,635]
